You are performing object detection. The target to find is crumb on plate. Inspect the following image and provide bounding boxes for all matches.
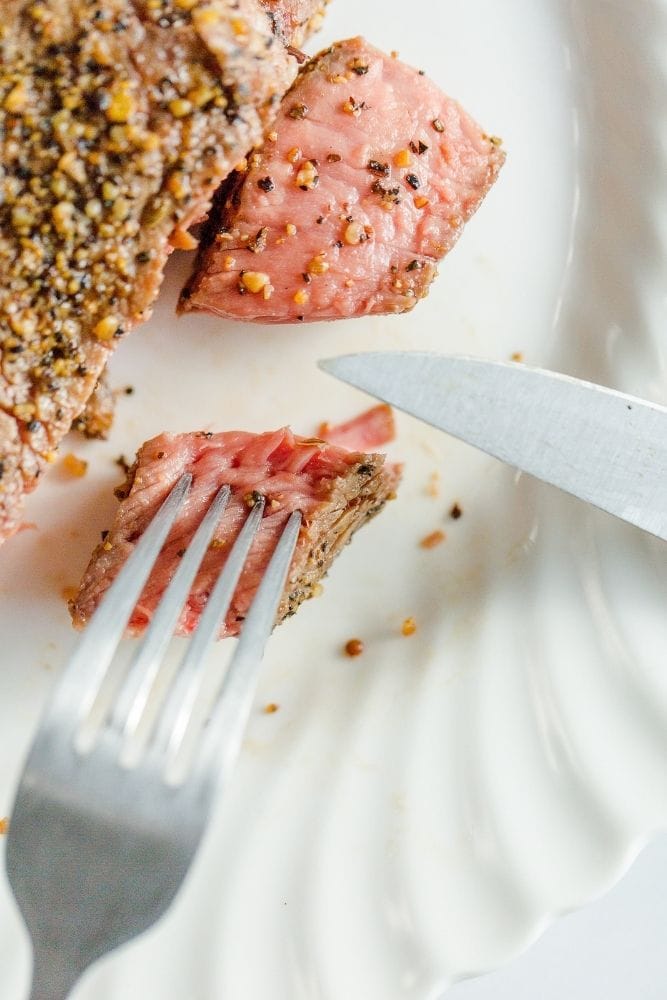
[420,530,446,549]
[426,471,440,498]
[450,502,463,520]
[62,453,88,478]
[401,617,417,637]
[344,638,364,657]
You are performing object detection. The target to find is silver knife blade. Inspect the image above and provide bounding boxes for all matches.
[319,352,667,541]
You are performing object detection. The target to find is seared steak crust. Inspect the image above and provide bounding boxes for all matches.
[71,426,400,636]
[71,372,115,439]
[0,0,296,541]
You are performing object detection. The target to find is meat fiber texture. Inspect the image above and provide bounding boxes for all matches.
[181,36,506,324]
[0,0,298,543]
[71,408,400,638]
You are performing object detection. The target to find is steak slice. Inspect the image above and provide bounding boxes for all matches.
[181,36,506,324]
[0,0,297,542]
[262,0,331,47]
[72,373,115,440]
[71,418,400,637]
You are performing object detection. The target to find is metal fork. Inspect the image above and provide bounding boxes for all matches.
[5,474,301,1000]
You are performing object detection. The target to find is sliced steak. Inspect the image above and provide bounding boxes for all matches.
[181,36,506,324]
[71,418,400,637]
[262,0,330,47]
[0,0,297,542]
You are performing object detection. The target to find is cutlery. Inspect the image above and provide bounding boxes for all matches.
[319,352,667,541]
[5,477,301,1000]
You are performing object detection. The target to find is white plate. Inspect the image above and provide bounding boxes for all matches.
[1,1,666,997]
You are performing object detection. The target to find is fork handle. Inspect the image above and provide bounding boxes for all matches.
[29,946,86,1000]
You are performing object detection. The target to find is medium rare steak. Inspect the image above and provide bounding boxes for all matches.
[0,0,297,542]
[71,418,400,637]
[181,36,505,324]
[262,0,330,47]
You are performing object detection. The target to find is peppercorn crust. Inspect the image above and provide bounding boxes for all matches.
[0,0,298,541]
[71,371,115,438]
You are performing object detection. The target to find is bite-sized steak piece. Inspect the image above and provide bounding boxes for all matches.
[262,0,330,48]
[71,417,400,637]
[318,403,395,451]
[0,0,297,543]
[181,36,505,324]
[72,373,115,440]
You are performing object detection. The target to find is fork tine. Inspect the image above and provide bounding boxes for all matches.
[109,485,231,741]
[190,510,302,788]
[44,473,192,730]
[150,497,266,764]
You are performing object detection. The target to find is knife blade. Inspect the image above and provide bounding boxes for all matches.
[318,352,667,541]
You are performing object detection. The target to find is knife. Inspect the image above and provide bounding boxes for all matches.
[318,353,667,542]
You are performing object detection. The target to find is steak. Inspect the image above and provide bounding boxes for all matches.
[180,36,506,324]
[71,414,400,637]
[262,0,331,47]
[0,0,297,542]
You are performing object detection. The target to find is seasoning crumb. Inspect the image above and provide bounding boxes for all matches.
[511,351,524,363]
[420,530,446,550]
[307,252,329,275]
[401,617,417,637]
[426,472,440,498]
[264,703,280,714]
[432,118,445,133]
[344,638,364,657]
[244,490,263,508]
[241,271,271,294]
[288,103,309,120]
[62,453,88,478]
[115,455,131,475]
[368,159,390,176]
[0,817,8,836]
[342,95,365,117]
[295,160,319,190]
[450,502,463,520]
